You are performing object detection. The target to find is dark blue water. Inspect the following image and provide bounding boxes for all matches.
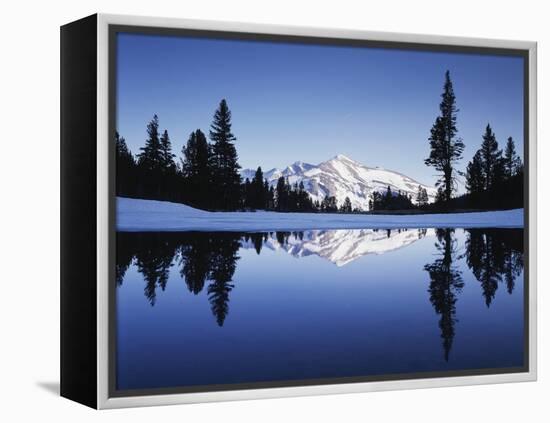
[115,228,525,391]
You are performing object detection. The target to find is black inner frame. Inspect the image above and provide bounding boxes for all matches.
[107,24,530,398]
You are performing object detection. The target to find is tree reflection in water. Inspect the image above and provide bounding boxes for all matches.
[424,229,464,362]
[116,229,524,343]
[465,228,524,306]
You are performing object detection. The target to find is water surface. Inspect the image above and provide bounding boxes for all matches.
[115,228,525,391]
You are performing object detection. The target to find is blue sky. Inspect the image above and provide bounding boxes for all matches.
[116,33,524,188]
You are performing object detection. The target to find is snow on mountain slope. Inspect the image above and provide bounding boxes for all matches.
[241,228,434,266]
[241,161,315,183]
[241,154,436,211]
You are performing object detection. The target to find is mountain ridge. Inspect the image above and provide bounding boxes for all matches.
[241,154,437,211]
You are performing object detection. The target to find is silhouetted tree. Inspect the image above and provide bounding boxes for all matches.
[416,185,429,206]
[266,181,275,209]
[275,176,288,211]
[370,187,413,211]
[159,129,176,172]
[340,196,353,213]
[137,115,163,172]
[321,196,338,212]
[209,99,241,210]
[181,129,212,208]
[243,178,252,208]
[464,128,524,210]
[251,167,266,209]
[504,136,521,178]
[296,181,313,211]
[425,71,465,204]
[479,124,502,191]
[465,150,485,199]
[115,132,136,197]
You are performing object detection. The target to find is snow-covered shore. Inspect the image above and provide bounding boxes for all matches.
[116,197,524,232]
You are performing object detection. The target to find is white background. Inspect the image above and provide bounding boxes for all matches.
[0,0,547,421]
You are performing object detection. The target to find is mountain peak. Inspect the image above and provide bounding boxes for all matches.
[333,153,353,161]
[240,154,436,210]
[285,161,315,173]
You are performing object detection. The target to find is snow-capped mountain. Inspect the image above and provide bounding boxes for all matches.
[241,228,435,267]
[240,161,315,182]
[241,154,436,211]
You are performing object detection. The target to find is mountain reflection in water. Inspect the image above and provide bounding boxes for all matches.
[116,227,524,387]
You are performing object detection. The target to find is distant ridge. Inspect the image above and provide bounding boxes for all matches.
[241,154,437,211]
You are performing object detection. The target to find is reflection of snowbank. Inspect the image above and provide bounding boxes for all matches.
[116,197,524,232]
[242,229,434,266]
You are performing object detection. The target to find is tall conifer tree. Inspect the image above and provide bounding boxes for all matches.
[425,71,465,203]
[252,167,265,209]
[182,129,211,208]
[504,136,521,178]
[159,129,176,173]
[276,176,287,211]
[465,150,485,197]
[115,132,135,196]
[137,114,163,171]
[479,124,501,191]
[209,99,241,210]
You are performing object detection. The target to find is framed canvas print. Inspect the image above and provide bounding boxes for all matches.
[60,14,537,409]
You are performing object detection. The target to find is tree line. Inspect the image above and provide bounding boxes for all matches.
[117,71,524,213]
[369,186,414,211]
[464,126,524,209]
[371,70,524,212]
[423,70,524,211]
[116,99,243,210]
[116,99,359,213]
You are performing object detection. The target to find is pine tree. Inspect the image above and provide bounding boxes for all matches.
[425,71,465,203]
[297,181,313,211]
[267,183,275,210]
[264,180,273,209]
[504,136,521,178]
[479,124,502,191]
[243,178,252,208]
[321,196,338,212]
[275,176,287,211]
[159,129,176,173]
[422,188,429,205]
[137,114,163,171]
[182,129,211,208]
[340,196,352,213]
[290,181,301,211]
[416,185,429,207]
[209,99,242,210]
[465,150,485,198]
[115,132,134,166]
[369,191,383,211]
[115,132,135,196]
[384,185,393,208]
[251,167,265,209]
